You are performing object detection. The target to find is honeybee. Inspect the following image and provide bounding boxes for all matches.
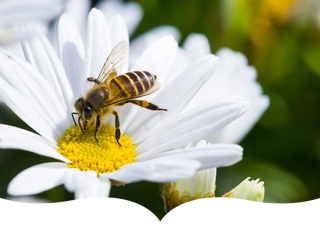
[72,40,167,146]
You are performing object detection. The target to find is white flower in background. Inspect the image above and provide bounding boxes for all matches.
[222,177,265,202]
[0,9,248,199]
[182,34,270,144]
[0,0,65,58]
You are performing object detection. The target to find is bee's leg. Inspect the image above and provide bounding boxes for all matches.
[78,117,84,133]
[71,112,78,126]
[113,111,122,147]
[126,100,167,111]
[94,116,100,142]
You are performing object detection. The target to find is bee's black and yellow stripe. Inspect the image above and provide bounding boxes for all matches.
[110,71,157,98]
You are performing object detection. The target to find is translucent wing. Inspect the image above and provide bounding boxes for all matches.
[109,81,162,105]
[96,40,128,84]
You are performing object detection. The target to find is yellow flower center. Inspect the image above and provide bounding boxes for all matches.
[57,124,137,175]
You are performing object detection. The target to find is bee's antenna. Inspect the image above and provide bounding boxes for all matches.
[87,77,101,84]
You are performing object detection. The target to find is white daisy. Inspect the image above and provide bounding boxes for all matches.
[0,9,248,199]
[222,177,265,202]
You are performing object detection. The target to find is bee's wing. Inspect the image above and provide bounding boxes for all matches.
[96,40,129,85]
[109,81,162,105]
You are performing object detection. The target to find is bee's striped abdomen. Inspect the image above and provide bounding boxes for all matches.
[111,71,156,98]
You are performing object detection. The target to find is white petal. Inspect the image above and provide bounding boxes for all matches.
[141,159,201,182]
[68,170,85,198]
[0,124,70,162]
[0,43,24,59]
[8,162,68,196]
[64,0,91,40]
[207,95,270,143]
[126,54,219,143]
[130,35,178,85]
[97,0,143,36]
[186,47,270,143]
[74,170,97,199]
[0,24,35,45]
[136,96,249,156]
[63,168,78,192]
[97,180,111,197]
[109,15,129,48]
[83,8,112,92]
[0,77,58,142]
[64,169,111,198]
[108,14,129,71]
[0,50,68,136]
[58,14,85,99]
[101,158,200,183]
[129,26,181,68]
[183,33,211,62]
[212,48,270,143]
[21,23,74,122]
[100,162,153,184]
[137,143,243,170]
[168,48,191,85]
[120,36,179,131]
[74,170,100,199]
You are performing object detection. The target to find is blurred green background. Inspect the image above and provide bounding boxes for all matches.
[1,0,320,219]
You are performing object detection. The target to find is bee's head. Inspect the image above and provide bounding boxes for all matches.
[74,98,93,122]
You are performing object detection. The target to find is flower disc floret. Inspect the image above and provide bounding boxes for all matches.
[162,181,215,212]
[57,124,137,174]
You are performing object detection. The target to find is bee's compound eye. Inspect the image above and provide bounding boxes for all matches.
[83,106,93,120]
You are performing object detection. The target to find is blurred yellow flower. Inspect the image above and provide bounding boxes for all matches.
[260,0,295,22]
[245,0,295,46]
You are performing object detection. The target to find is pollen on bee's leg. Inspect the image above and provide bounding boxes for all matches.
[57,124,137,175]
